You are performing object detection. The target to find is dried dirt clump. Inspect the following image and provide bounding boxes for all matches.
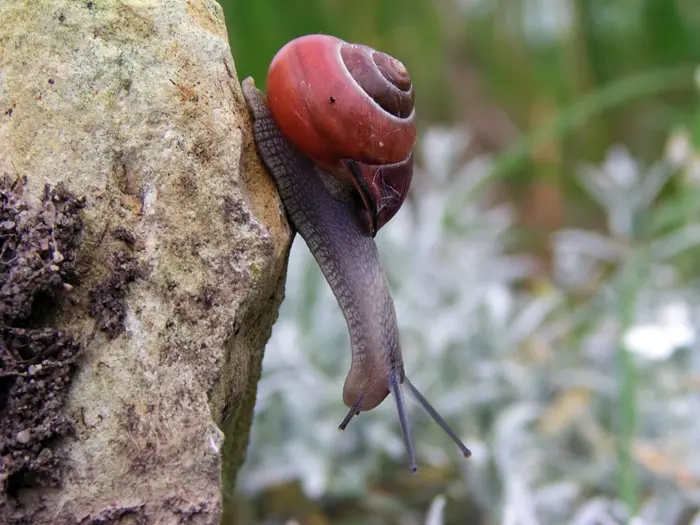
[88,248,139,340]
[0,175,85,502]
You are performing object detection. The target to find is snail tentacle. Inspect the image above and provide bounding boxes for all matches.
[390,367,417,472]
[404,377,472,458]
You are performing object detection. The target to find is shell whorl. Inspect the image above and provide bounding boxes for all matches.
[340,44,415,119]
[266,35,416,170]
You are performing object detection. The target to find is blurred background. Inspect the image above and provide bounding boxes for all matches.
[220,1,700,524]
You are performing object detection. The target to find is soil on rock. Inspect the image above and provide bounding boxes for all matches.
[88,248,139,340]
[0,175,85,507]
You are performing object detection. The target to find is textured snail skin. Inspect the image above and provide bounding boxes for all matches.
[242,79,403,414]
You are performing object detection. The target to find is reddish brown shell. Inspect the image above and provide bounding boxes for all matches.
[266,34,416,235]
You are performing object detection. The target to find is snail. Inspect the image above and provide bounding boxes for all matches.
[241,34,471,471]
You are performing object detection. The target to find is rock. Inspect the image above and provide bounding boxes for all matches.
[15,431,31,445]
[0,1,291,524]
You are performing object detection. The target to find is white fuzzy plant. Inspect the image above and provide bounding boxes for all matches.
[239,126,552,496]
[239,124,700,525]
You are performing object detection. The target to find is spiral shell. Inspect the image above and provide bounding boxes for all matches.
[265,34,416,235]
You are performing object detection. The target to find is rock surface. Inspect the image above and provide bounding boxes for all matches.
[0,1,291,523]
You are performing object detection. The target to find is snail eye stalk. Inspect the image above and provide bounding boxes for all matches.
[390,370,417,471]
[404,376,472,458]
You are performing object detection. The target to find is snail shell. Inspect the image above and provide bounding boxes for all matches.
[265,34,416,235]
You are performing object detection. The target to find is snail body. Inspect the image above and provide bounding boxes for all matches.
[242,34,470,470]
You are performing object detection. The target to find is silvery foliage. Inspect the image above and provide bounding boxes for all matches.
[547,139,700,525]
[239,122,700,524]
